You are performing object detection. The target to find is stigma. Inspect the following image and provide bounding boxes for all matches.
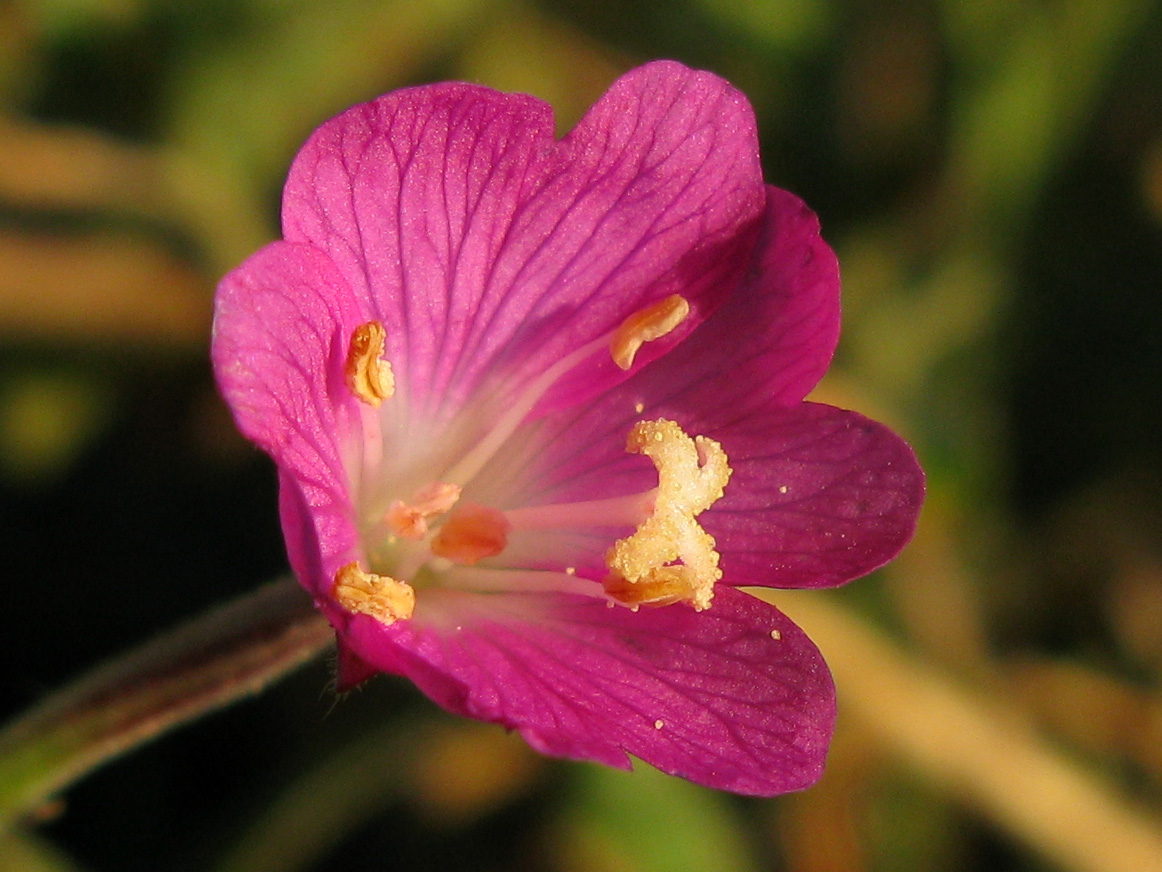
[385,482,462,541]
[604,419,731,610]
[333,562,415,624]
[345,321,395,405]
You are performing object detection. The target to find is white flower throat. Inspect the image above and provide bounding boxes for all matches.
[333,295,732,625]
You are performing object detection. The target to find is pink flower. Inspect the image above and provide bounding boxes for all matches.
[212,60,923,795]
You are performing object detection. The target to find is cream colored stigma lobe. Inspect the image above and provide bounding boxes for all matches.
[603,418,731,610]
[385,482,462,541]
[610,295,690,370]
[345,321,395,405]
[333,562,415,624]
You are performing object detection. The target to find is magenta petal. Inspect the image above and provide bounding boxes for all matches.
[212,242,365,597]
[742,185,841,405]
[494,185,844,507]
[703,403,924,588]
[481,187,918,589]
[629,184,842,414]
[494,398,920,590]
[344,586,835,795]
[280,60,765,419]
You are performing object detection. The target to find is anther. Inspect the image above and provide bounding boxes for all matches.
[610,295,690,370]
[333,562,415,624]
[345,321,395,406]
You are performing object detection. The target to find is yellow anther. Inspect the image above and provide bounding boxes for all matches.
[604,419,731,610]
[333,562,414,624]
[610,295,690,370]
[345,321,395,406]
[431,503,511,565]
[385,482,462,540]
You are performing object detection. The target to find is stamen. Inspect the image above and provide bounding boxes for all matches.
[604,419,731,611]
[443,296,688,488]
[610,294,690,370]
[345,321,395,406]
[440,332,609,486]
[504,492,655,531]
[385,482,462,540]
[431,503,511,565]
[333,561,414,624]
[441,566,605,598]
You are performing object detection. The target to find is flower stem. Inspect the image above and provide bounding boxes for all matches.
[0,578,332,831]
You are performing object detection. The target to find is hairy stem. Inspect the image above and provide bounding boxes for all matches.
[0,578,332,831]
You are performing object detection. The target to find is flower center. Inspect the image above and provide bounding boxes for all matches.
[331,302,732,624]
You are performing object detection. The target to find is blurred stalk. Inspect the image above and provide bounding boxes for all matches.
[0,579,332,832]
[214,720,540,872]
[213,724,415,872]
[0,828,88,872]
[767,590,1162,872]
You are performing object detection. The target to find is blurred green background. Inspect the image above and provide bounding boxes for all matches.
[2,0,1162,870]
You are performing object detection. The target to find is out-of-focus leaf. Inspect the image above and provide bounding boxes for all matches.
[1010,659,1162,782]
[0,6,36,104]
[0,117,158,211]
[160,0,499,271]
[214,724,413,872]
[20,0,141,36]
[941,0,1151,238]
[767,589,1162,872]
[552,763,758,872]
[0,828,87,872]
[0,117,270,279]
[777,726,877,872]
[1139,134,1162,226]
[454,0,623,134]
[0,371,110,485]
[865,776,961,872]
[165,0,497,187]
[410,721,542,825]
[215,719,540,872]
[693,0,831,53]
